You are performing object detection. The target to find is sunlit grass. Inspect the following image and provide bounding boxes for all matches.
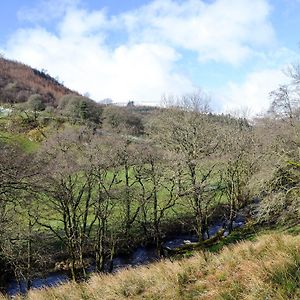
[0,131,39,152]
[7,233,299,300]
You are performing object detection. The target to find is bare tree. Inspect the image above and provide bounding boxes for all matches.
[35,128,96,280]
[269,85,297,121]
[149,95,222,241]
[222,123,259,232]
[114,138,141,241]
[133,143,179,255]
[161,90,211,113]
[286,63,300,85]
[88,136,122,272]
[0,142,42,291]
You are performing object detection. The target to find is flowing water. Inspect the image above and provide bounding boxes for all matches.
[6,217,245,297]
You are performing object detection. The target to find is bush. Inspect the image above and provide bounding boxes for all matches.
[58,94,102,124]
[257,162,300,225]
[27,94,46,111]
[102,106,144,135]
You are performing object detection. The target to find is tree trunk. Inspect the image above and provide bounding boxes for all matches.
[26,218,32,291]
[95,219,105,272]
[108,241,116,273]
[124,162,131,238]
[228,196,236,233]
[189,162,206,241]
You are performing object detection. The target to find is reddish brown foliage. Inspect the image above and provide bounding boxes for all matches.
[0,57,79,105]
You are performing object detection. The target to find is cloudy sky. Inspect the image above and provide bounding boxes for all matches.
[1,0,300,115]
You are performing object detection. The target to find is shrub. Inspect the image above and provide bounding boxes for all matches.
[102,106,144,135]
[27,94,46,111]
[58,94,102,124]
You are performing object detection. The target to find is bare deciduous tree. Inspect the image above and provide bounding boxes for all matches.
[149,94,222,240]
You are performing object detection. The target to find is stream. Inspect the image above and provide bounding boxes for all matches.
[6,216,245,297]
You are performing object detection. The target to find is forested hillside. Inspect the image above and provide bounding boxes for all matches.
[0,57,77,106]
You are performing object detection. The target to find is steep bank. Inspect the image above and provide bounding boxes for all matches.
[6,232,299,300]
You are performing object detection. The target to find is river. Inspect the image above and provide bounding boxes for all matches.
[6,216,245,297]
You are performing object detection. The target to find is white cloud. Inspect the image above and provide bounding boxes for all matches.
[220,68,289,116]
[59,8,109,38]
[4,25,194,104]
[120,0,275,64]
[1,0,284,108]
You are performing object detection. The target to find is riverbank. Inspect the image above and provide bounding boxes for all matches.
[6,216,244,297]
[3,209,247,297]
[2,190,257,297]
[5,232,299,300]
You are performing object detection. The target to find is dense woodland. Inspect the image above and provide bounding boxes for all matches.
[0,58,299,296]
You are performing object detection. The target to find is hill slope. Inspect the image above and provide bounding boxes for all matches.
[0,57,78,105]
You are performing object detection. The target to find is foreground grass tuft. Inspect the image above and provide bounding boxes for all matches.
[2,233,299,300]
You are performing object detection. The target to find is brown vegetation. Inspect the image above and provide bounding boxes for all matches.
[5,233,298,300]
[0,57,78,105]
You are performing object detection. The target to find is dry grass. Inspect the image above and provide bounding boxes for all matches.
[3,233,300,299]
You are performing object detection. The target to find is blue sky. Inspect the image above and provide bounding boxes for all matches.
[1,0,300,115]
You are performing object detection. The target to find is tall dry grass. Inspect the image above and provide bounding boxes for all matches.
[3,233,300,300]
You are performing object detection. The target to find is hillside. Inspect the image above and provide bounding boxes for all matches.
[0,57,78,106]
[0,57,159,140]
[6,232,299,300]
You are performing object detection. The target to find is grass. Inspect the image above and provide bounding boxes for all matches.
[207,225,257,253]
[3,232,299,300]
[0,131,39,152]
[279,223,300,235]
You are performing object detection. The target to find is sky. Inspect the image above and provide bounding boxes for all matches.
[1,0,300,115]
